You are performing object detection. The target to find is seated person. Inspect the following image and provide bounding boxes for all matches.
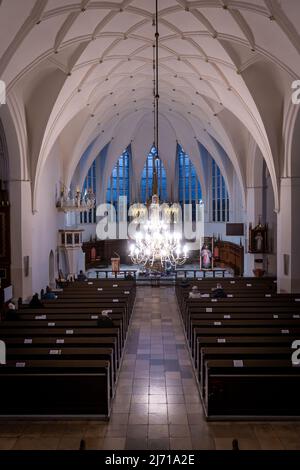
[2,299,18,320]
[211,283,227,299]
[29,293,44,308]
[6,300,18,320]
[43,286,57,300]
[189,285,202,299]
[97,311,114,328]
[7,299,16,310]
[180,278,190,288]
[125,273,134,280]
[56,270,67,288]
[77,270,87,281]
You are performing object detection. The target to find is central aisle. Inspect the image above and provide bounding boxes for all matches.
[109,286,209,450]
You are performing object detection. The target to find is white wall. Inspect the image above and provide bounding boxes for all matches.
[265,172,277,276]
[31,142,63,294]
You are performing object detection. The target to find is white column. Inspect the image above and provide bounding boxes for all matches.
[277,177,300,293]
[9,179,33,300]
[244,185,264,277]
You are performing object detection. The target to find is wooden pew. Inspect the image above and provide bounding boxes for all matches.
[199,346,293,396]
[0,278,137,418]
[204,359,300,419]
[196,335,300,373]
[5,347,115,396]
[3,336,119,369]
[192,326,300,359]
[189,318,300,350]
[0,327,122,360]
[0,360,111,418]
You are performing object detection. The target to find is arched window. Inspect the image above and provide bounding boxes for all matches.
[80,159,96,224]
[106,149,130,217]
[140,146,167,203]
[177,144,202,220]
[211,159,229,222]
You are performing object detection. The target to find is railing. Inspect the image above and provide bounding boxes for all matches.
[91,268,227,280]
[93,270,138,279]
[175,269,227,279]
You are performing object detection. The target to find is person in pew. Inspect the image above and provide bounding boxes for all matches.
[43,286,58,300]
[211,283,227,299]
[180,279,190,288]
[77,270,87,281]
[4,300,19,320]
[189,285,202,299]
[1,299,18,321]
[29,293,44,308]
[97,311,115,328]
[7,299,16,310]
[232,439,239,451]
[125,272,134,280]
[56,270,68,288]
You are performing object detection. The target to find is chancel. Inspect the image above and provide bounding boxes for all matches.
[1,0,300,452]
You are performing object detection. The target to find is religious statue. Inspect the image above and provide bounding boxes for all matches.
[254,231,263,252]
[248,221,268,253]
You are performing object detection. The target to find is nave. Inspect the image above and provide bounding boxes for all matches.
[1,286,300,451]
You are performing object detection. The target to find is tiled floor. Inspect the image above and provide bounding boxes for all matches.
[2,286,300,450]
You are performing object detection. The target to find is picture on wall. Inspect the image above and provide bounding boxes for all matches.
[200,237,214,270]
[248,222,268,253]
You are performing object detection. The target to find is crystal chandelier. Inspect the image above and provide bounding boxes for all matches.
[129,196,188,269]
[129,0,189,271]
[56,184,96,213]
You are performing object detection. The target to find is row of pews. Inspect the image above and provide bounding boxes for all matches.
[0,279,136,419]
[176,277,300,419]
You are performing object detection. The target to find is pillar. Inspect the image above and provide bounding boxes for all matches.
[277,177,300,293]
[9,179,33,300]
[244,185,265,277]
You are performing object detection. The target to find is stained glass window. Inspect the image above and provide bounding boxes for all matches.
[106,149,130,218]
[177,144,202,220]
[211,159,229,222]
[140,146,167,203]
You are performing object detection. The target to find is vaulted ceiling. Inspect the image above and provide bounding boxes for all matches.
[1,0,299,210]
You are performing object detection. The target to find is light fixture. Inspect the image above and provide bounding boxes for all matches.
[129,0,188,271]
[56,183,96,213]
[129,215,188,269]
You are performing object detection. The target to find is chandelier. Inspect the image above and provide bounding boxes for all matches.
[56,184,96,213]
[129,0,189,271]
[129,195,188,269]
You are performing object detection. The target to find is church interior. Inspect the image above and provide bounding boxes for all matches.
[1,0,300,452]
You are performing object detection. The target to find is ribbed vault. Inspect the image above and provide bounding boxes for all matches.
[1,0,299,211]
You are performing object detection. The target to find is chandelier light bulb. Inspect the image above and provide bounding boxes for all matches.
[129,199,188,270]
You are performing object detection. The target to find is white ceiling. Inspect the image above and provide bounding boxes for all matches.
[0,0,299,210]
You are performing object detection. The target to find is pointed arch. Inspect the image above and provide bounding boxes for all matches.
[140,146,167,203]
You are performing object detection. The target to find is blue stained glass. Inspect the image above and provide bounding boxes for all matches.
[211,159,229,222]
[140,146,167,203]
[106,150,130,206]
[178,145,202,206]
